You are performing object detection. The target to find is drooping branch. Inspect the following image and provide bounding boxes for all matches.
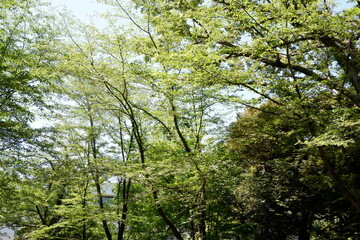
[218,41,360,105]
[219,43,326,82]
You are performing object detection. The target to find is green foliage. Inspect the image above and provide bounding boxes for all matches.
[227,103,360,239]
[0,0,57,150]
[0,1,61,238]
[1,0,360,239]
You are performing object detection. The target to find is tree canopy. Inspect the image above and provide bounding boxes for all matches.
[1,0,360,239]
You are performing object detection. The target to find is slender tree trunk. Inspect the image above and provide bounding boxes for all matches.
[82,222,87,240]
[88,110,112,240]
[298,211,312,240]
[35,206,46,225]
[82,180,89,240]
[118,179,131,240]
[190,218,196,240]
[132,103,183,239]
[93,176,113,240]
[199,179,207,240]
[153,190,184,240]
[104,81,184,239]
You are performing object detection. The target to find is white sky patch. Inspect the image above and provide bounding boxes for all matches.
[47,0,113,27]
[46,0,354,22]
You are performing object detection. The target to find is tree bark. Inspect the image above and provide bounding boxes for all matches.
[118,179,131,240]
[89,110,112,240]
[153,190,184,240]
[199,180,207,240]
[298,211,312,240]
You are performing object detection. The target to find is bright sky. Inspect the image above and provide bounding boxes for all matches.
[47,0,354,26]
[48,0,113,26]
[49,0,353,19]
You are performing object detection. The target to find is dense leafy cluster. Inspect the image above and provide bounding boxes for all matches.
[1,0,360,239]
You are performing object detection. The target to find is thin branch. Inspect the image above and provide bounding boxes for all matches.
[114,0,158,49]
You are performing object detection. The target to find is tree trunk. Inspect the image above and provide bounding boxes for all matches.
[94,177,113,240]
[190,218,196,240]
[199,180,207,240]
[298,211,312,240]
[88,110,113,240]
[153,190,184,240]
[118,179,131,240]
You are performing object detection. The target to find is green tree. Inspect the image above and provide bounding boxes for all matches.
[99,0,360,238]
[3,0,360,238]
[117,0,360,217]
[49,11,235,238]
[227,103,360,239]
[0,0,61,237]
[0,0,56,149]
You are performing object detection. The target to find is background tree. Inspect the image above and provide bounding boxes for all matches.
[2,0,360,239]
[0,0,56,149]
[0,0,61,237]
[227,103,360,239]
[101,0,360,238]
